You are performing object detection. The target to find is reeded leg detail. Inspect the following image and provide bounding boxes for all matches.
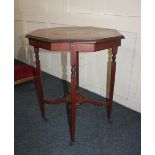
[107,47,118,122]
[34,46,46,120]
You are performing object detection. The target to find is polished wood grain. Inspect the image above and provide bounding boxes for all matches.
[107,47,118,122]
[70,43,77,144]
[29,38,121,52]
[26,27,125,144]
[34,47,46,120]
[26,27,124,43]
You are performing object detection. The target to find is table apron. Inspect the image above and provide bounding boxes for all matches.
[29,39,121,52]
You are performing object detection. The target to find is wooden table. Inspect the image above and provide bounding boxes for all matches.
[26,27,124,144]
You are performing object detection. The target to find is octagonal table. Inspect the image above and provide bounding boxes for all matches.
[26,27,124,144]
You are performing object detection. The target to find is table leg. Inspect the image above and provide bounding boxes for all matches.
[70,44,77,144]
[34,46,46,120]
[76,52,79,89]
[107,47,118,122]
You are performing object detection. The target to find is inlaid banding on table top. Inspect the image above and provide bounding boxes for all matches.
[26,27,124,43]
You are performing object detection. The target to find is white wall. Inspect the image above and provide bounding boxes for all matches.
[14,0,141,112]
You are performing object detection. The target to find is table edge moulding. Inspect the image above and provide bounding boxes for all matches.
[26,26,125,145]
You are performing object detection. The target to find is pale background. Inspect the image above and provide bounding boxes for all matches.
[14,0,141,112]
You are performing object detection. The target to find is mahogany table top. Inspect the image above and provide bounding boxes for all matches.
[26,27,124,43]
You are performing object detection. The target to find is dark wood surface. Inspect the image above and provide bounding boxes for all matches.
[26,27,124,43]
[26,26,124,144]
